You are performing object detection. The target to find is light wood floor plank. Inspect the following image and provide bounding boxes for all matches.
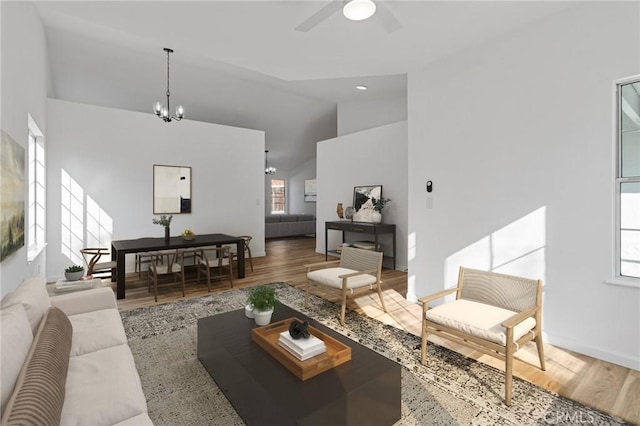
[111,237,638,424]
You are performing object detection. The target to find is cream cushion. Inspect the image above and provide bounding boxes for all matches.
[1,276,51,335]
[62,345,148,426]
[113,413,154,426]
[67,309,128,357]
[307,267,377,290]
[0,304,34,413]
[425,299,536,345]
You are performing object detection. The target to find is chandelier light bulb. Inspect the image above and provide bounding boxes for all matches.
[343,0,376,21]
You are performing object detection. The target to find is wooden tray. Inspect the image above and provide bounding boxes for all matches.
[251,317,352,381]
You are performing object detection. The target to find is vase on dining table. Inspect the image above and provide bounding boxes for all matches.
[164,226,170,242]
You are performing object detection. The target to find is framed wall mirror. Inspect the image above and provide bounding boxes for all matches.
[153,164,192,214]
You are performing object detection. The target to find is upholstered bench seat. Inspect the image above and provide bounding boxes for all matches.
[307,267,377,290]
[425,299,536,346]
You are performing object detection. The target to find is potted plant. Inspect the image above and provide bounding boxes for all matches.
[371,197,391,223]
[152,214,173,241]
[65,264,84,281]
[247,285,277,326]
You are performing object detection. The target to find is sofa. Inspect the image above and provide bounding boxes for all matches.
[265,214,316,239]
[0,277,152,425]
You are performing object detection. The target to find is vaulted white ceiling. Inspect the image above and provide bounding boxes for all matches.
[34,1,574,170]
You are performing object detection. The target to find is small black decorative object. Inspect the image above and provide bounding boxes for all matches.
[288,319,310,340]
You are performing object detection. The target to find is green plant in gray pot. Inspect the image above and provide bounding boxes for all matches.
[247,285,278,326]
[64,264,84,281]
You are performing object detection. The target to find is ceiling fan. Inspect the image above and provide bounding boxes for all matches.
[295,0,402,33]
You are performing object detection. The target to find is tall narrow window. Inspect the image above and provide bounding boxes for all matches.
[616,77,640,280]
[27,116,46,261]
[271,179,286,214]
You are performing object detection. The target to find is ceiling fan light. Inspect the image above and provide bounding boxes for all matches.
[343,0,376,21]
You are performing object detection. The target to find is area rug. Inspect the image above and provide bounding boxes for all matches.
[121,283,628,425]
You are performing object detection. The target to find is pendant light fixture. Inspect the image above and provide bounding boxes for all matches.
[343,0,376,21]
[265,150,277,175]
[153,48,185,123]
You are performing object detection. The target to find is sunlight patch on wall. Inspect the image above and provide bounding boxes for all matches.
[408,232,416,261]
[445,207,547,285]
[87,195,113,253]
[60,169,83,265]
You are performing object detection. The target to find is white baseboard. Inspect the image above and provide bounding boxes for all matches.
[545,333,640,371]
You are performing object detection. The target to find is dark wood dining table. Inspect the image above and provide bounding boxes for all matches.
[111,233,245,299]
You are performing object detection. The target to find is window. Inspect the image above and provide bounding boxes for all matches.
[270,179,286,214]
[27,116,46,261]
[616,77,640,280]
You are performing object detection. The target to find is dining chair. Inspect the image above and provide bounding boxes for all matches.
[147,250,188,302]
[80,248,117,278]
[195,246,234,291]
[224,235,254,272]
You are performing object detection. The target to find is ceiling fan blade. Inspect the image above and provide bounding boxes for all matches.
[295,1,342,32]
[376,3,402,33]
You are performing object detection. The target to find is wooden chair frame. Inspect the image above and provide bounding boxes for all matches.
[80,247,116,277]
[419,266,545,406]
[147,250,187,302]
[304,247,386,325]
[195,246,234,291]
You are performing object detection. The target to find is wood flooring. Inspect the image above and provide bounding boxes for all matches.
[112,238,640,424]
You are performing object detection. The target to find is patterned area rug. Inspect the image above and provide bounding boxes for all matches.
[121,283,628,425]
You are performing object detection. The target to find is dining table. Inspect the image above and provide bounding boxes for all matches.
[111,233,245,299]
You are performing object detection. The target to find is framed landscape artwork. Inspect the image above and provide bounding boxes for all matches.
[1,130,25,262]
[353,185,382,214]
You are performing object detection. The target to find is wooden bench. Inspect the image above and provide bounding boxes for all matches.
[420,266,545,406]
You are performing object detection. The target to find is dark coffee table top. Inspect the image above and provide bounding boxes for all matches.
[197,304,401,426]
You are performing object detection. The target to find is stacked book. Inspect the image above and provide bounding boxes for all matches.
[353,241,379,251]
[278,331,326,361]
[54,279,93,292]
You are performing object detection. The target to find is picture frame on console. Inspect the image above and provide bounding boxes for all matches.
[353,185,382,215]
[352,185,383,223]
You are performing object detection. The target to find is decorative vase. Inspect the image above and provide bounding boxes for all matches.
[344,206,355,221]
[164,226,170,242]
[336,203,344,219]
[371,211,382,224]
[253,307,274,326]
[245,304,255,318]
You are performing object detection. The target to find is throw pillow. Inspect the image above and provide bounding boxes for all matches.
[0,304,33,414]
[1,307,72,426]
[0,276,51,335]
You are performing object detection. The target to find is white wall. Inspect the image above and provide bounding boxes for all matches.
[317,121,408,271]
[407,2,640,369]
[0,2,52,296]
[47,99,265,279]
[337,96,407,136]
[288,158,317,216]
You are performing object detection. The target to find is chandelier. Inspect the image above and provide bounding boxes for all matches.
[152,48,185,123]
[265,150,277,175]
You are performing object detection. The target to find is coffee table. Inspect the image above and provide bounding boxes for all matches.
[197,304,401,425]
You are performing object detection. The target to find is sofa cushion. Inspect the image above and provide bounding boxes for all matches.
[265,215,281,223]
[62,345,148,426]
[307,267,377,290]
[0,304,34,413]
[2,307,72,426]
[297,214,315,222]
[68,309,128,357]
[1,276,51,335]
[113,413,154,426]
[425,299,536,345]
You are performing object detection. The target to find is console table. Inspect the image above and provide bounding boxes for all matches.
[325,221,396,269]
